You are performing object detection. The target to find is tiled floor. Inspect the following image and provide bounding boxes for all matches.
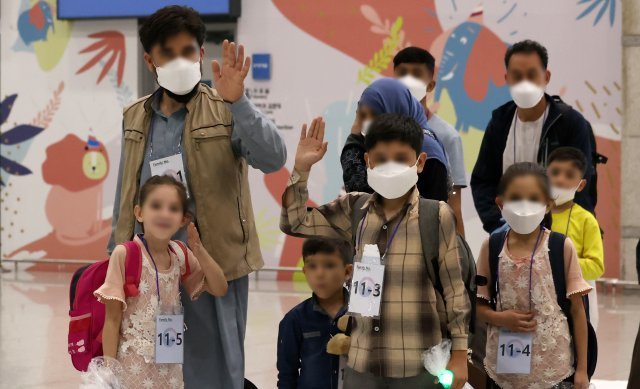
[0,268,636,389]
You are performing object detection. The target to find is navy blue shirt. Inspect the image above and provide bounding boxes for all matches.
[277,289,348,389]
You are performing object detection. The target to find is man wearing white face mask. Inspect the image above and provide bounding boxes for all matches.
[394,47,467,237]
[106,6,286,389]
[471,40,601,233]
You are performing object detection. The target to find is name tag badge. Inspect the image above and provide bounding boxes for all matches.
[348,262,385,318]
[496,329,532,374]
[155,310,184,364]
[361,244,381,265]
[150,154,190,198]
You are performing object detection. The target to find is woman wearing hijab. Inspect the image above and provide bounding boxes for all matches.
[341,77,451,201]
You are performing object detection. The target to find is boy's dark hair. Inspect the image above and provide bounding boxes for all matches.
[139,6,206,53]
[504,39,549,70]
[393,47,436,75]
[302,238,353,265]
[364,113,423,156]
[498,162,552,228]
[547,147,588,176]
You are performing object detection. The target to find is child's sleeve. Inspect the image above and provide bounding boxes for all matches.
[280,168,358,241]
[277,312,302,389]
[180,247,207,301]
[94,245,128,311]
[579,214,605,280]
[476,239,492,302]
[563,238,593,297]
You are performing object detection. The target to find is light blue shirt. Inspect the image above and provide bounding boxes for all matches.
[427,113,467,187]
[107,90,287,252]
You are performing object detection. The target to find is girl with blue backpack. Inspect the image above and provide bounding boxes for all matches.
[475,162,593,389]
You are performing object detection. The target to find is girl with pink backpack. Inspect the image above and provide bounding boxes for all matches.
[75,175,228,388]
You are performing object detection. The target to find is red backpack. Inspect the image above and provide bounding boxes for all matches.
[67,239,190,371]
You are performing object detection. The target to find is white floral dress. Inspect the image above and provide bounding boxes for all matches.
[476,230,592,389]
[95,236,206,389]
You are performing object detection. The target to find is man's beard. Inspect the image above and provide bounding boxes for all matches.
[163,84,199,104]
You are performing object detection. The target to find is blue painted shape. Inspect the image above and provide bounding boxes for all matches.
[252,54,271,81]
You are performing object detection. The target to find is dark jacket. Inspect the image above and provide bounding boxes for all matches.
[471,95,595,233]
[277,290,348,389]
[341,132,450,202]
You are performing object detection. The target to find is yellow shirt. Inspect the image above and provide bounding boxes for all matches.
[551,203,604,280]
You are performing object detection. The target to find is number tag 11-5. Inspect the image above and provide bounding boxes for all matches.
[348,262,384,318]
[496,330,532,374]
[155,309,184,364]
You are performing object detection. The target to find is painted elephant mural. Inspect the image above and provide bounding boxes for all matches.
[434,21,511,133]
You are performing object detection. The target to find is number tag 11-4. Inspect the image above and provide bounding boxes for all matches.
[496,330,532,374]
[150,154,190,198]
[348,262,384,318]
[155,313,184,364]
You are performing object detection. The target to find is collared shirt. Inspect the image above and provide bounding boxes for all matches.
[427,113,467,187]
[108,90,287,252]
[280,170,470,378]
[277,289,349,389]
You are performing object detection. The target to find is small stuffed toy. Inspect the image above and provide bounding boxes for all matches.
[326,315,351,355]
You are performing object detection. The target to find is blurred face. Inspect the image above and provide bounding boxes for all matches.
[505,52,550,87]
[365,141,427,174]
[303,252,353,299]
[547,161,586,192]
[135,185,188,240]
[356,105,376,123]
[393,63,436,98]
[496,175,552,212]
[143,31,203,72]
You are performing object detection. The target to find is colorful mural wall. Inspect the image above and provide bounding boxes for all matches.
[238,0,622,278]
[0,0,622,280]
[0,0,138,262]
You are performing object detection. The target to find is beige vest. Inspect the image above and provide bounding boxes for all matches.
[114,84,263,280]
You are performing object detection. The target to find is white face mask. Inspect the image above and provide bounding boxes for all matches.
[510,80,545,109]
[399,75,428,102]
[367,160,419,199]
[501,200,547,234]
[551,182,581,206]
[361,119,372,136]
[155,57,201,95]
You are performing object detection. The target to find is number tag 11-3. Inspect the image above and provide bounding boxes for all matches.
[348,262,384,318]
[496,330,532,374]
[155,309,184,364]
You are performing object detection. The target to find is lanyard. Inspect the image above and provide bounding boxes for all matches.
[564,204,575,236]
[496,226,544,312]
[140,234,169,303]
[148,115,184,158]
[512,108,548,164]
[356,206,406,263]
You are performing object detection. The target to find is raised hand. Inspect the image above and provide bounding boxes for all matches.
[187,222,203,250]
[211,40,250,103]
[294,117,328,173]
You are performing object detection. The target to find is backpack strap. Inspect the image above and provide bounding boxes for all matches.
[418,199,441,292]
[122,241,142,298]
[488,229,509,310]
[548,231,571,317]
[350,194,372,246]
[169,240,191,281]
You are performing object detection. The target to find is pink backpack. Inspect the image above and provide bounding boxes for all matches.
[67,239,190,371]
